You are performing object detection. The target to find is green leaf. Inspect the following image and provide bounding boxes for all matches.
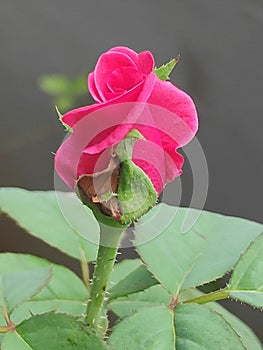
[54,96,75,113]
[173,232,263,307]
[2,332,33,350]
[0,253,87,301]
[38,75,72,96]
[179,288,262,350]
[227,232,263,308]
[108,259,158,300]
[3,312,108,350]
[12,300,86,325]
[109,259,143,285]
[175,303,246,349]
[135,204,263,294]
[0,267,52,314]
[71,75,87,96]
[39,74,87,113]
[109,306,175,350]
[109,285,171,318]
[0,188,99,261]
[110,286,262,349]
[154,56,179,81]
[136,206,206,295]
[0,253,88,324]
[0,334,5,345]
[110,283,262,350]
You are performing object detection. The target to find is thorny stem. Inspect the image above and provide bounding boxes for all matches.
[183,288,229,305]
[85,224,124,331]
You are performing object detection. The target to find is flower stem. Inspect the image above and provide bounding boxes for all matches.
[85,224,124,330]
[183,288,229,305]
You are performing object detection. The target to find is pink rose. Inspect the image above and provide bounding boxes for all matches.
[55,46,198,196]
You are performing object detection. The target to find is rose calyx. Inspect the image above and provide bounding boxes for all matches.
[75,130,157,226]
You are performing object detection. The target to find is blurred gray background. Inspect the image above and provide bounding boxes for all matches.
[1,0,262,340]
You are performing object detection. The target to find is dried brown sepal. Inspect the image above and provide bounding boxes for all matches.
[76,156,122,220]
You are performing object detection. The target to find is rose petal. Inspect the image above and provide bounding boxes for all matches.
[108,46,138,62]
[109,47,155,74]
[107,66,144,93]
[57,100,150,188]
[148,79,198,145]
[56,101,191,191]
[132,125,184,190]
[62,103,101,128]
[88,72,103,103]
[137,51,155,74]
[62,80,145,127]
[85,75,198,154]
[132,138,166,194]
[134,158,164,194]
[77,148,112,178]
[85,73,156,155]
[94,52,137,101]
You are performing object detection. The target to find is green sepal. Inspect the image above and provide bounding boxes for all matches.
[117,160,157,225]
[116,129,144,161]
[55,105,73,133]
[126,129,145,140]
[154,56,180,81]
[76,129,157,227]
[115,130,157,225]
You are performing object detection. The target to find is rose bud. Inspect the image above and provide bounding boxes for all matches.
[55,46,198,227]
